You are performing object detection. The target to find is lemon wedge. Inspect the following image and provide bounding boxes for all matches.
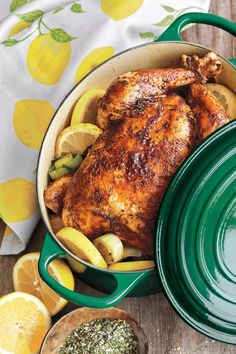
[71,89,106,126]
[56,227,108,269]
[0,291,51,354]
[206,83,236,119]
[55,123,102,157]
[12,252,75,316]
[93,234,124,264]
[108,260,154,271]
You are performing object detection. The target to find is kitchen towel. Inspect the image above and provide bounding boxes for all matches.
[0,0,210,255]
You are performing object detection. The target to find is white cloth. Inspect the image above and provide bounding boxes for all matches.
[0,0,210,254]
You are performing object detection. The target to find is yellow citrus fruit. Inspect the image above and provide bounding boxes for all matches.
[13,99,55,149]
[206,83,236,119]
[0,291,51,354]
[55,123,102,157]
[57,227,108,268]
[27,33,71,85]
[0,178,37,222]
[3,225,13,237]
[74,46,114,84]
[101,0,143,20]
[71,89,106,126]
[8,20,31,37]
[108,260,155,271]
[12,252,75,316]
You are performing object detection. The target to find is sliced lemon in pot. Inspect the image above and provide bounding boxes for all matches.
[206,83,236,119]
[56,227,108,269]
[71,89,105,126]
[55,123,102,157]
[93,233,124,264]
[108,260,154,271]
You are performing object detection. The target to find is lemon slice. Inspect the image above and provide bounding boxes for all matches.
[12,252,75,316]
[55,123,102,157]
[108,260,154,271]
[206,83,236,119]
[0,291,51,354]
[57,227,108,269]
[71,89,106,126]
[93,233,124,264]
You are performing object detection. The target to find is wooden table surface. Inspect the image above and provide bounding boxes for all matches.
[0,1,235,353]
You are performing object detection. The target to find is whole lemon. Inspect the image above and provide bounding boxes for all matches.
[74,46,114,84]
[0,178,37,222]
[27,33,71,85]
[13,99,55,150]
[101,0,143,20]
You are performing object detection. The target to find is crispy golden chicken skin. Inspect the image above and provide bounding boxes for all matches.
[45,52,228,256]
[188,83,230,141]
[97,68,196,129]
[97,52,223,130]
[44,174,73,214]
[62,94,196,255]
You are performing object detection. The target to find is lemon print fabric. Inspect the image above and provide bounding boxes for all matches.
[101,0,144,20]
[8,20,31,38]
[75,47,114,84]
[0,178,37,222]
[13,99,55,149]
[27,33,71,85]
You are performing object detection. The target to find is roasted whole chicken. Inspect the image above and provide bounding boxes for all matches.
[45,52,230,256]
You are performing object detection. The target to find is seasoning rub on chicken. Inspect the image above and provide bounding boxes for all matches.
[45,52,230,256]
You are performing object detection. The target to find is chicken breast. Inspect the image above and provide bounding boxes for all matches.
[62,94,196,255]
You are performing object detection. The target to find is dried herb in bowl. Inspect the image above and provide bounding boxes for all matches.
[58,318,140,354]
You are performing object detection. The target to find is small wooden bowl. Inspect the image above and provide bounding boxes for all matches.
[40,307,149,353]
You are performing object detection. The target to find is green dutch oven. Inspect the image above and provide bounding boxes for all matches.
[38,12,236,343]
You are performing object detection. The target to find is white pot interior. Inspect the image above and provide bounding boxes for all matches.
[37,41,236,239]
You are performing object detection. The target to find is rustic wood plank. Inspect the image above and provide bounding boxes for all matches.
[0,1,235,353]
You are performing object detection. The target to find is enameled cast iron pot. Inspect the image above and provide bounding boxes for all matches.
[37,12,236,339]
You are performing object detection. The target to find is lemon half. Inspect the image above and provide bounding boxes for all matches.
[0,292,51,354]
[13,252,75,316]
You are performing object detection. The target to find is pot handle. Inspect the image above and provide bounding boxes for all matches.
[39,232,151,308]
[156,12,236,66]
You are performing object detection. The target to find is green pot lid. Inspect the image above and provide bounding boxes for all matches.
[155,120,236,344]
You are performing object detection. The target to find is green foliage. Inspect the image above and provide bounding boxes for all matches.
[139,32,155,39]
[18,10,44,23]
[50,28,76,43]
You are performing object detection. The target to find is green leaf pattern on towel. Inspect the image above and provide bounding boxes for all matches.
[18,10,44,23]
[71,3,85,14]
[2,3,85,47]
[50,28,76,43]
[139,3,206,40]
[10,0,33,12]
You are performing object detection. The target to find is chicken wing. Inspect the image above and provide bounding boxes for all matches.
[62,94,196,255]
[188,83,230,141]
[44,173,73,214]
